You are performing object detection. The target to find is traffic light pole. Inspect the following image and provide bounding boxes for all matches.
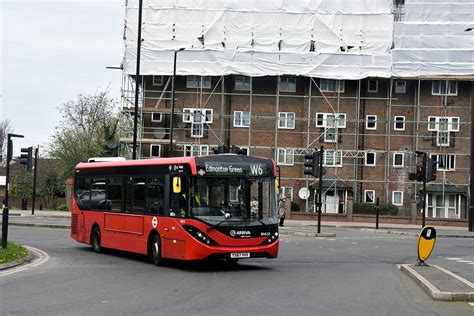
[2,133,24,248]
[317,146,324,233]
[422,153,427,228]
[31,146,39,215]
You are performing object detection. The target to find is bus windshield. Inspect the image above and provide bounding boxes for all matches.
[191,176,277,226]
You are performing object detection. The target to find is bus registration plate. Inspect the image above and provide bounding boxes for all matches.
[231,252,250,258]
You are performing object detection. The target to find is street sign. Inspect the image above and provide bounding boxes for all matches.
[298,187,310,200]
[417,226,436,264]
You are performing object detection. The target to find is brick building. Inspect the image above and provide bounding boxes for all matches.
[118,1,473,221]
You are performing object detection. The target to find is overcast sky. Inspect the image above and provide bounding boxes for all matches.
[1,0,123,156]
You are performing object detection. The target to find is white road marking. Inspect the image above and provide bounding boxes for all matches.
[0,246,49,277]
[468,302,474,307]
[352,242,358,245]
[446,257,462,261]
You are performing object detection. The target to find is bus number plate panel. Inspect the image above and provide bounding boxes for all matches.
[231,252,250,258]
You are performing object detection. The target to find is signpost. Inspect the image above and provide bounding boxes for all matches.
[417,226,436,266]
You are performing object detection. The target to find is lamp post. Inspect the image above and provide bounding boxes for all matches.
[169,48,185,157]
[132,0,143,160]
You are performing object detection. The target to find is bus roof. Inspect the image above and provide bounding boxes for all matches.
[76,157,196,172]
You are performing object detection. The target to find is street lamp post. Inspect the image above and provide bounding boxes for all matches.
[169,48,185,157]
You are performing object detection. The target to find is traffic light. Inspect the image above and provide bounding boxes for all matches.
[20,147,33,172]
[426,158,437,182]
[416,165,425,182]
[304,151,320,177]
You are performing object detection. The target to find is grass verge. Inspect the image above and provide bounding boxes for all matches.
[0,240,29,264]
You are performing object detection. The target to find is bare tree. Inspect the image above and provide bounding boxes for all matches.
[1,119,12,165]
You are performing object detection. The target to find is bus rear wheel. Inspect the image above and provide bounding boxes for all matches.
[91,226,102,253]
[149,234,162,266]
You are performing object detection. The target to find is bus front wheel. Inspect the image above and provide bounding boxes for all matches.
[149,234,162,266]
[91,226,102,253]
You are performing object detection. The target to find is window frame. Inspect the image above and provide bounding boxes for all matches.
[182,108,213,124]
[233,111,251,128]
[183,144,209,157]
[278,112,296,129]
[366,115,377,130]
[430,153,456,171]
[152,75,163,86]
[234,76,251,91]
[393,152,405,167]
[365,151,376,166]
[280,186,294,201]
[394,80,406,94]
[323,150,343,167]
[151,113,162,123]
[392,191,403,206]
[276,148,295,166]
[315,113,347,128]
[186,76,212,89]
[279,76,297,93]
[364,190,375,204]
[394,116,405,131]
[320,79,345,93]
[431,80,457,96]
[368,79,378,93]
[150,144,161,157]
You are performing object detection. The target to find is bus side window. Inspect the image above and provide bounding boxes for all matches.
[75,177,91,210]
[125,177,146,214]
[170,176,188,217]
[107,177,123,213]
[146,177,165,215]
[90,177,107,211]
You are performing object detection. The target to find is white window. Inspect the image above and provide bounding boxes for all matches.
[365,152,376,166]
[368,79,378,93]
[191,118,204,138]
[186,76,211,89]
[320,79,345,93]
[182,108,213,123]
[233,111,251,127]
[394,116,405,131]
[393,152,404,167]
[278,112,295,129]
[281,187,293,201]
[234,76,251,91]
[392,191,403,206]
[427,194,460,219]
[366,115,377,130]
[324,127,338,143]
[151,113,162,123]
[183,145,209,157]
[315,113,346,128]
[277,148,295,166]
[239,147,249,155]
[430,154,455,171]
[427,116,459,147]
[364,190,375,203]
[279,76,296,92]
[152,75,163,86]
[395,80,406,94]
[150,144,161,157]
[323,150,342,167]
[432,80,457,96]
[437,118,450,146]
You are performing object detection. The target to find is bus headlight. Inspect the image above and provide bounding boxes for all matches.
[183,225,218,246]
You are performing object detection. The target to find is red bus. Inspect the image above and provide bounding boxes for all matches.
[71,154,279,265]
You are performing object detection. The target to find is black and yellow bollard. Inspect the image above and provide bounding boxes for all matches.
[416,226,436,266]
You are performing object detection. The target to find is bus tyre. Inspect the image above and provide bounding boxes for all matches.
[149,234,162,266]
[91,226,102,253]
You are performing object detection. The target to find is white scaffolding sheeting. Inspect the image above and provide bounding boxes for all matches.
[392,0,474,77]
[122,0,393,79]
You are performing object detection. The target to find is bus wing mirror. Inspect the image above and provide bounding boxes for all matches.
[173,177,182,193]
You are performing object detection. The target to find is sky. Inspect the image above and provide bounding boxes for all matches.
[1,0,124,156]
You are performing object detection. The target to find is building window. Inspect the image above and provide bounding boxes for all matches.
[233,111,251,127]
[395,80,406,93]
[316,113,346,128]
[323,150,342,167]
[234,76,251,91]
[320,79,345,93]
[427,116,458,147]
[239,147,249,155]
[430,154,455,171]
[278,112,295,129]
[183,145,209,157]
[394,116,405,131]
[150,144,161,157]
[324,128,338,143]
[392,191,403,206]
[151,113,162,123]
[427,194,460,219]
[366,115,377,130]
[186,76,212,89]
[364,190,375,203]
[279,76,296,92]
[277,148,295,166]
[152,75,163,86]
[393,152,404,167]
[368,79,378,93]
[281,187,293,200]
[182,108,213,123]
[432,80,457,96]
[365,152,376,166]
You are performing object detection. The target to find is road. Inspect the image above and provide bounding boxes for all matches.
[1,226,472,315]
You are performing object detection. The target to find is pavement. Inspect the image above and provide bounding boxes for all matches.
[1,209,473,301]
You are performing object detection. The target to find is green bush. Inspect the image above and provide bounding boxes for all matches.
[352,202,398,216]
[55,204,69,212]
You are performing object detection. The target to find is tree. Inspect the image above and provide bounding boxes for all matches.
[0,119,12,165]
[49,89,119,179]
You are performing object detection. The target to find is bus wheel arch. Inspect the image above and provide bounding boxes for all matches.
[147,230,163,266]
[90,224,102,253]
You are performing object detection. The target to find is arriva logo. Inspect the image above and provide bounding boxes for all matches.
[250,164,263,175]
[230,230,251,237]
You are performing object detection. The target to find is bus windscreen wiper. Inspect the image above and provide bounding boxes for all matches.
[206,219,227,232]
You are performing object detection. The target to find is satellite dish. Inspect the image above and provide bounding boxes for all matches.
[299,187,310,200]
[106,140,118,149]
[153,128,166,139]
